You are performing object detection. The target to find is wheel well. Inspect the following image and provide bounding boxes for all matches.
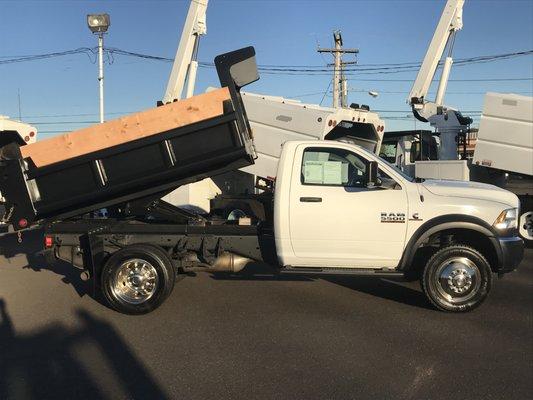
[409,228,499,277]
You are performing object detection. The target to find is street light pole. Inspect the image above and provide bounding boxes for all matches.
[87,13,110,124]
[98,33,104,123]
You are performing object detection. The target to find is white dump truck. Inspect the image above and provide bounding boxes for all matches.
[39,138,524,315]
[0,48,523,315]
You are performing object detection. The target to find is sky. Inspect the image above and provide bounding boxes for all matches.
[1,0,532,139]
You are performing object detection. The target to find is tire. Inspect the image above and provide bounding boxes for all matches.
[421,245,492,312]
[101,244,176,315]
[518,195,533,247]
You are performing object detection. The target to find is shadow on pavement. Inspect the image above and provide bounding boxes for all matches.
[1,229,431,310]
[324,276,432,309]
[210,262,432,310]
[0,228,91,298]
[0,298,168,400]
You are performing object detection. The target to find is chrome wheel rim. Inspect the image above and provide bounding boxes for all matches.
[434,257,481,304]
[111,258,159,305]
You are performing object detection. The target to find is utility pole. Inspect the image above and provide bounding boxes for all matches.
[87,14,111,123]
[333,32,341,108]
[17,89,22,120]
[318,31,358,108]
[341,71,348,107]
[98,33,105,123]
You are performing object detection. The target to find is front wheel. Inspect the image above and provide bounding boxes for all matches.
[421,245,492,312]
[101,244,176,314]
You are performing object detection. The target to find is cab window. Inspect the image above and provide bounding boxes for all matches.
[301,147,367,187]
[301,147,401,190]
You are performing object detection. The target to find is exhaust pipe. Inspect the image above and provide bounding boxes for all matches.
[183,252,251,273]
[207,252,250,273]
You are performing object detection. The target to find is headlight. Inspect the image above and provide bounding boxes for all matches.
[493,208,518,234]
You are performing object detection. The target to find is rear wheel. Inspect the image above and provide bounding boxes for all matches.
[421,245,492,312]
[101,244,175,314]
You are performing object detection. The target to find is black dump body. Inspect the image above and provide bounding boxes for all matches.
[0,47,259,230]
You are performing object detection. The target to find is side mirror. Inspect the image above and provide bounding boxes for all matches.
[366,161,379,187]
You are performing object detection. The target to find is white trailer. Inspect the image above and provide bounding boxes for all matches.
[472,92,533,241]
[240,92,384,179]
[473,92,533,176]
[0,116,37,145]
[0,116,37,215]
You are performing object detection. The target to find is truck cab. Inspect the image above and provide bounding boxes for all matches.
[274,140,523,311]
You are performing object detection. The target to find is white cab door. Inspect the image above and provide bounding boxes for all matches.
[288,144,409,268]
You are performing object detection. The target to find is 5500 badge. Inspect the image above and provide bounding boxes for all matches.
[381,212,406,223]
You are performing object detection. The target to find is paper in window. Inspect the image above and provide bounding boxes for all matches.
[323,161,343,184]
[303,161,324,184]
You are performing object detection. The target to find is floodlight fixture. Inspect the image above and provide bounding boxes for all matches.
[87,13,110,34]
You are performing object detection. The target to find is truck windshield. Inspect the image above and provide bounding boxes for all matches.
[382,159,415,182]
[379,142,397,163]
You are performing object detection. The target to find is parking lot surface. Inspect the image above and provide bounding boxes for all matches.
[1,228,532,400]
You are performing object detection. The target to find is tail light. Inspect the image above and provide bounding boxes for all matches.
[44,236,54,248]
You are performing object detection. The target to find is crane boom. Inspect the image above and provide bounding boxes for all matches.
[408,0,464,119]
[163,0,208,104]
[405,0,471,161]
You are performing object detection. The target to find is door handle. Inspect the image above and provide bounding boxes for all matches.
[300,197,322,202]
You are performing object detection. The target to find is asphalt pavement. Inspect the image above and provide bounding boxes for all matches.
[0,228,532,400]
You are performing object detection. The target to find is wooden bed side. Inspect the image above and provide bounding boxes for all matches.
[21,87,231,168]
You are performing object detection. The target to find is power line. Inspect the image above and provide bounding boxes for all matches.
[376,109,481,113]
[199,50,533,74]
[291,88,533,98]
[28,120,98,125]
[28,109,484,125]
[22,111,131,119]
[3,46,529,128]
[0,48,96,65]
[2,46,531,77]
[38,130,74,134]
[338,77,533,82]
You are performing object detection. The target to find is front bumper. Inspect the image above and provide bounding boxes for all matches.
[497,236,524,273]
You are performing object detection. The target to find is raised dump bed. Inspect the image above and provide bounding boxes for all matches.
[0,47,259,229]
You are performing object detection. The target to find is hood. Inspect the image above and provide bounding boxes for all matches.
[421,179,518,208]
